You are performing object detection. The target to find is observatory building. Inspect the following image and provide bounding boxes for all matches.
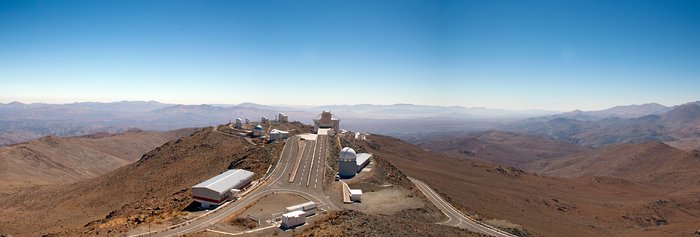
[269,129,289,141]
[313,111,340,133]
[338,147,372,178]
[278,113,289,123]
[192,169,253,207]
[252,125,265,137]
[235,118,243,129]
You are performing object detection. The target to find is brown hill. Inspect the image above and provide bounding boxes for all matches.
[661,103,700,128]
[505,102,700,147]
[416,130,590,167]
[525,142,700,189]
[0,126,281,236]
[0,128,196,192]
[350,134,700,237]
[665,138,700,151]
[662,103,700,139]
[302,210,480,237]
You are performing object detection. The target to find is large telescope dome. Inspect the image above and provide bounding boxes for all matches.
[340,147,357,161]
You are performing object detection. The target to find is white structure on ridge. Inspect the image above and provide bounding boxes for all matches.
[269,129,289,141]
[282,201,316,228]
[245,118,250,124]
[350,189,363,202]
[313,111,340,133]
[278,113,288,123]
[355,132,368,140]
[235,118,243,129]
[338,147,372,178]
[191,169,253,208]
[282,210,306,228]
[261,116,270,123]
[285,201,317,216]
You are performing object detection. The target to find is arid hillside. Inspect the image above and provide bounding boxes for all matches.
[302,210,481,237]
[661,103,700,138]
[666,138,700,151]
[352,134,700,237]
[415,130,590,167]
[506,102,700,147]
[0,128,196,192]
[525,142,700,190]
[0,127,283,236]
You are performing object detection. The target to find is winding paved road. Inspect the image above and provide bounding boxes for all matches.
[409,177,517,237]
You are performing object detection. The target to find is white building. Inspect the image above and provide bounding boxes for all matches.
[278,113,289,123]
[338,147,372,178]
[350,189,363,202]
[313,111,340,133]
[235,118,243,129]
[282,201,316,228]
[285,201,317,216]
[269,129,289,141]
[354,132,368,140]
[281,210,306,228]
[252,125,265,137]
[245,118,250,124]
[261,116,270,123]
[192,169,254,207]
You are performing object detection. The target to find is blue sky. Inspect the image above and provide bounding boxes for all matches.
[0,0,698,111]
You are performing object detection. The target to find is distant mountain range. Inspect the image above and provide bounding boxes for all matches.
[0,101,554,146]
[414,130,591,167]
[557,103,672,120]
[2,100,699,148]
[505,102,700,147]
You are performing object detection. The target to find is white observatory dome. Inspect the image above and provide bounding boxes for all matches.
[339,147,357,161]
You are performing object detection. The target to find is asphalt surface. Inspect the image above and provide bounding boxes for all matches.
[409,177,517,237]
[148,133,336,237]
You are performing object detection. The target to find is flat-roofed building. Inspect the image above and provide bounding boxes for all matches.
[192,169,254,207]
[313,111,340,133]
[281,210,306,228]
[269,129,289,141]
[285,201,317,216]
[350,189,363,202]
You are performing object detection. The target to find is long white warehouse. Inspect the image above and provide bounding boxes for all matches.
[192,169,254,207]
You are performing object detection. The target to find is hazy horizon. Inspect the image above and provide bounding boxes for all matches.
[2,99,698,114]
[2,0,699,111]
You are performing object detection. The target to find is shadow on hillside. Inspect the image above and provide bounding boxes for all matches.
[182,201,216,212]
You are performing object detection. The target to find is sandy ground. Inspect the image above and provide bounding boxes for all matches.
[344,187,425,215]
[205,193,310,234]
[330,159,427,215]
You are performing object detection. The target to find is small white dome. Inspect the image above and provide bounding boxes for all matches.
[340,147,357,160]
